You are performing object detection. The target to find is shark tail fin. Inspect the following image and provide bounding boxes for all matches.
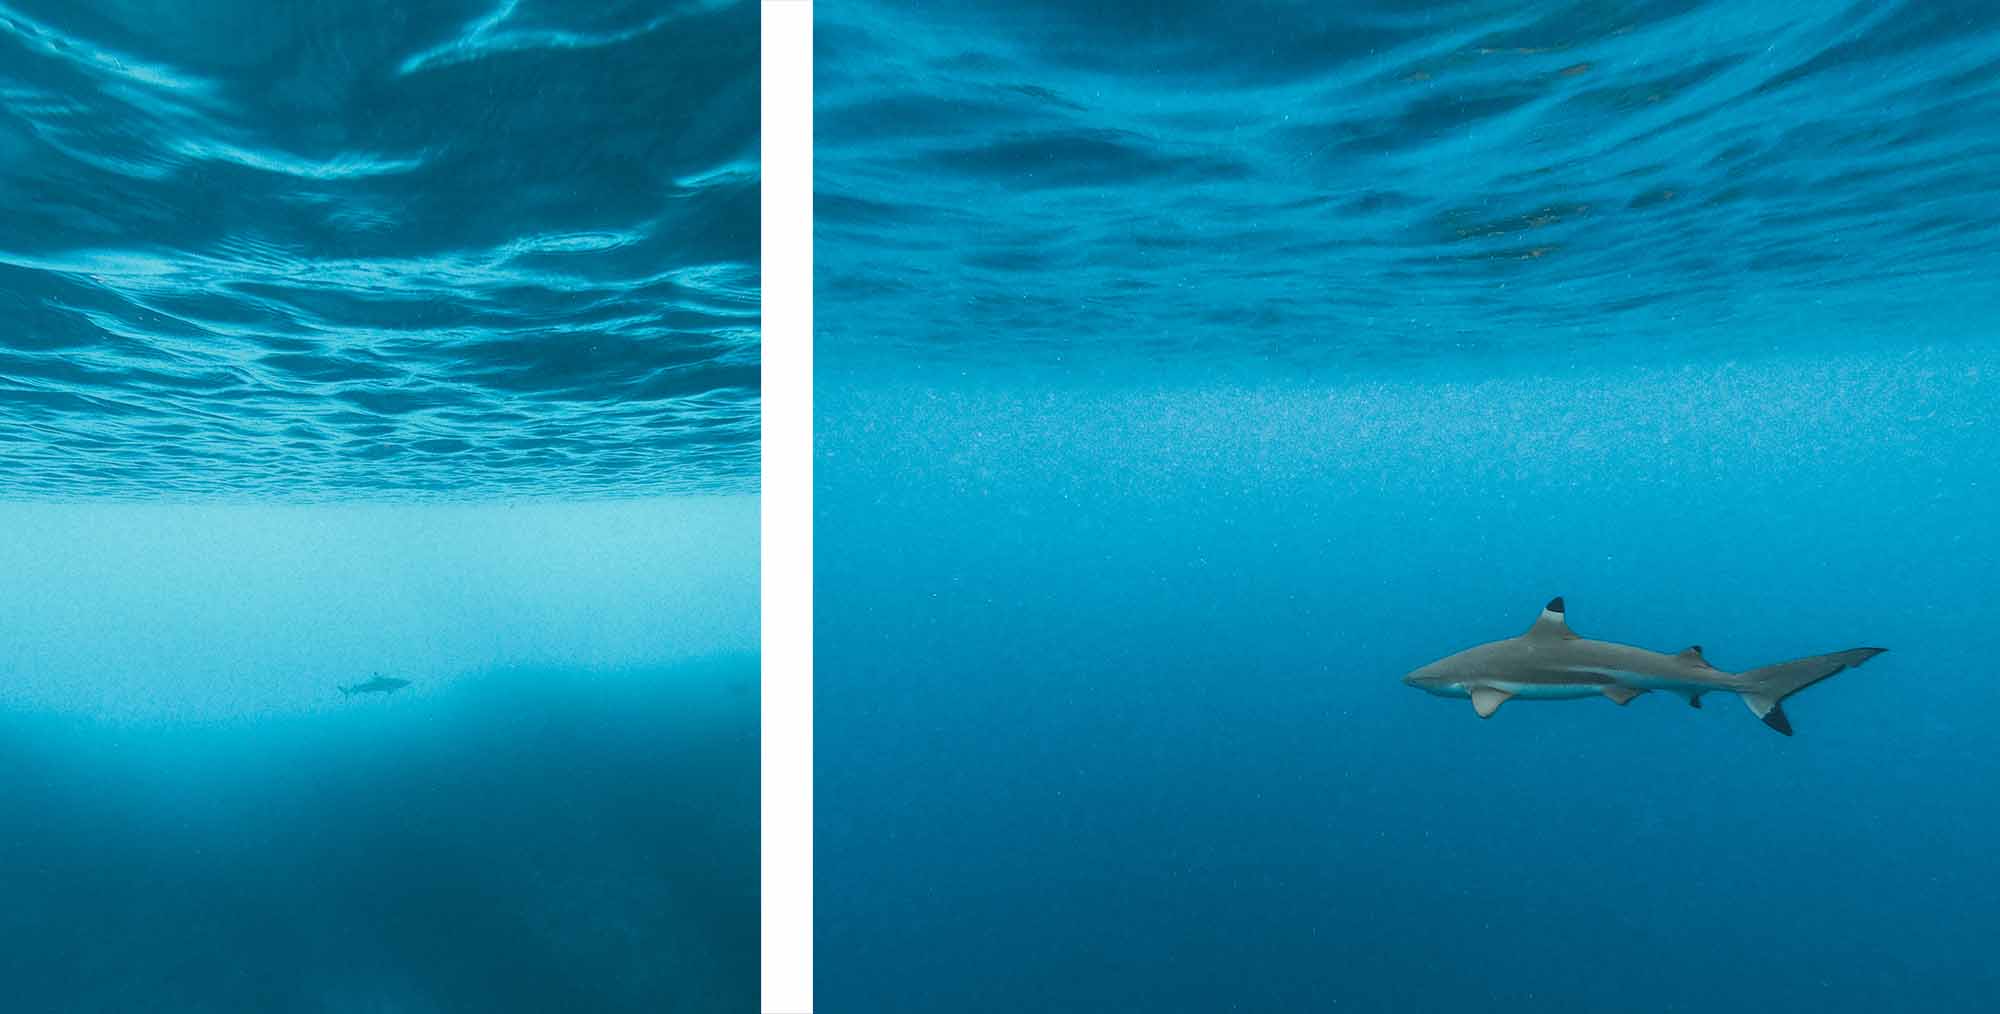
[339,685,353,697]
[1737,647,1887,736]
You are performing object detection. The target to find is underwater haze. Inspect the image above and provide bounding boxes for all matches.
[817,2,2000,1012]
[1,1,760,1011]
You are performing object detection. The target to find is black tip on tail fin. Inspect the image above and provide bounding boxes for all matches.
[1546,596,1564,614]
[1761,704,1793,736]
[1741,646,1887,735]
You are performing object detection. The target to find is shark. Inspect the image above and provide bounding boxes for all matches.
[339,674,412,697]
[1403,597,1884,735]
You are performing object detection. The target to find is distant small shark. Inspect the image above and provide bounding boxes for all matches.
[339,674,412,697]
[1403,597,1884,735]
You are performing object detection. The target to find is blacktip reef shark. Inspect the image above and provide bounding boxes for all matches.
[339,674,412,697]
[1403,597,1885,735]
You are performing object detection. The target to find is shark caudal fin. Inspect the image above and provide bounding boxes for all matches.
[1737,647,1887,735]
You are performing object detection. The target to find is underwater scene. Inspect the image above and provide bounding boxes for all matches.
[817,3,2000,1012]
[0,2,758,1011]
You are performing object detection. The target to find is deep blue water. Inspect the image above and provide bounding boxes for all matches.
[0,498,760,1012]
[1,3,760,1011]
[0,659,759,1012]
[818,3,2000,1012]
[1,0,758,497]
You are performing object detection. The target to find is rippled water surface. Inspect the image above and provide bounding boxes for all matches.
[818,0,2000,366]
[1,0,757,497]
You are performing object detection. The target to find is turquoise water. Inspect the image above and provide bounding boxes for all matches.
[1,0,757,498]
[0,3,759,1010]
[818,1,2000,366]
[818,3,2000,1011]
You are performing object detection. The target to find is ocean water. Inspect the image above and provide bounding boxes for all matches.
[0,2,759,1011]
[1,0,757,498]
[817,3,2000,1012]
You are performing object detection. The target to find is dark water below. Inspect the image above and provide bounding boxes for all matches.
[0,658,759,1013]
[817,3,2000,1011]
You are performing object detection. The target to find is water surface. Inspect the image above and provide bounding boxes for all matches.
[818,0,2000,367]
[2,0,758,497]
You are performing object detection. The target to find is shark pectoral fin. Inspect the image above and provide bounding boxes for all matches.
[1470,686,1512,719]
[1687,693,1703,709]
[1602,686,1646,706]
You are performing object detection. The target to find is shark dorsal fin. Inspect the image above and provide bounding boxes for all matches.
[1525,596,1577,640]
[1678,645,1709,666]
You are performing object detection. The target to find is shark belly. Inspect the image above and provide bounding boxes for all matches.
[1486,680,1603,700]
[1571,668,1726,696]
[1433,680,1601,700]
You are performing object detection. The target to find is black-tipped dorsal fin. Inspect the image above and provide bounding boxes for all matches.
[1525,596,1577,640]
[1678,645,1709,666]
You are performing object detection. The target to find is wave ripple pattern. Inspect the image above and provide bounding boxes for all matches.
[0,0,759,498]
[817,1,2000,365]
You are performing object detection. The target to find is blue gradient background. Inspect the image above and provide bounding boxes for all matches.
[817,3,2000,1011]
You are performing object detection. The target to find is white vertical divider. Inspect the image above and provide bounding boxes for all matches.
[760,1,813,1011]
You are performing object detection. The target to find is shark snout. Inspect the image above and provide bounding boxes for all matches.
[1403,666,1465,698]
